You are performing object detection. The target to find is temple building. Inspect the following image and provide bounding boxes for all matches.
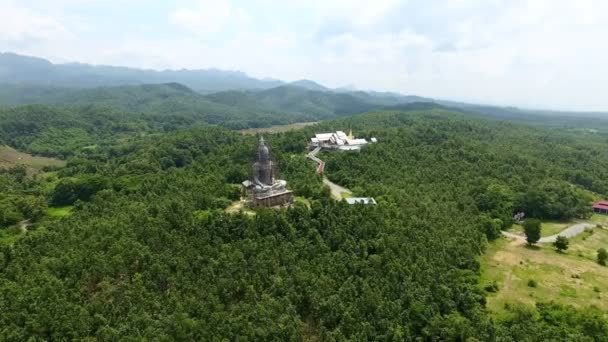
[310,129,376,151]
[242,137,293,207]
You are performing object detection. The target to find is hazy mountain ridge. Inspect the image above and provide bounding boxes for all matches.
[2,52,608,129]
[0,52,283,93]
[287,79,329,91]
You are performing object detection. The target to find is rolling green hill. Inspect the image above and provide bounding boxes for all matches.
[205,85,380,119]
[0,83,420,129]
[0,83,311,129]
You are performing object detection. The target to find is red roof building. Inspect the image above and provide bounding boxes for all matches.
[593,201,608,214]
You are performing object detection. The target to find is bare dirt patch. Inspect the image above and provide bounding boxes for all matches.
[0,145,65,175]
[239,122,317,135]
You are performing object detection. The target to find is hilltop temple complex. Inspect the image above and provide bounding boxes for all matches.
[242,137,293,207]
[310,129,376,151]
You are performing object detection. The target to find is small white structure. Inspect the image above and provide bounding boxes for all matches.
[345,197,377,205]
[311,130,376,151]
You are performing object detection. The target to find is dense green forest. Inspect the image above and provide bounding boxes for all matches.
[319,110,608,223]
[0,84,309,129]
[0,83,411,129]
[2,104,608,340]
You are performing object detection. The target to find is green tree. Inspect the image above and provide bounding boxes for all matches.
[553,235,569,253]
[598,248,608,266]
[523,219,542,246]
[480,215,502,241]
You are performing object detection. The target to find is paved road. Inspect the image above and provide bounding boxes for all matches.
[306,146,323,164]
[307,147,352,200]
[501,222,595,243]
[323,177,352,200]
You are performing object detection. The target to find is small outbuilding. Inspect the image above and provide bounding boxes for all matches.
[345,197,377,205]
[593,201,608,215]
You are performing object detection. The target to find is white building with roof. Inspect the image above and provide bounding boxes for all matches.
[310,129,376,151]
[345,197,377,205]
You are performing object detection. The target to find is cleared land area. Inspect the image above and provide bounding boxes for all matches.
[239,122,317,135]
[46,206,73,218]
[481,216,608,315]
[0,145,65,174]
[509,220,578,237]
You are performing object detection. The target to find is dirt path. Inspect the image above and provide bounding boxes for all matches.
[501,222,595,243]
[18,219,31,233]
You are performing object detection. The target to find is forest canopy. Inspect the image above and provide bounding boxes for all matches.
[1,106,608,340]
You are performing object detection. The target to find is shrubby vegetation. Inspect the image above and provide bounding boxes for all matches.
[1,107,608,339]
[599,248,608,266]
[554,236,569,252]
[0,165,47,228]
[524,219,542,246]
[495,302,608,340]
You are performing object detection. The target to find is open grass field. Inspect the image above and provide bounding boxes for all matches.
[509,219,583,237]
[46,206,73,218]
[0,145,65,174]
[239,122,317,135]
[480,223,608,316]
[508,214,608,237]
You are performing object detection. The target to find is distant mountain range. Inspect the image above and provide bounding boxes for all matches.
[0,52,283,93]
[0,52,427,97]
[1,52,607,129]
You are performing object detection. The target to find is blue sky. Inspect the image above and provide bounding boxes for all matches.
[1,0,607,111]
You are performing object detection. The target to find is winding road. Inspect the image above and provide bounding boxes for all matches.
[501,222,595,243]
[307,147,352,200]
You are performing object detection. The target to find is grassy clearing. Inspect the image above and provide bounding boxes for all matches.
[589,213,608,225]
[569,226,608,262]
[224,200,256,216]
[340,192,353,199]
[239,122,317,135]
[295,196,311,208]
[509,219,579,237]
[0,145,65,175]
[480,227,608,315]
[46,206,73,218]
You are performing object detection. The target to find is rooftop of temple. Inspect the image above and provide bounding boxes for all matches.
[310,129,376,151]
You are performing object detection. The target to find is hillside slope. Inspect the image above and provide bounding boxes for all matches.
[0,83,310,129]
[0,83,424,128]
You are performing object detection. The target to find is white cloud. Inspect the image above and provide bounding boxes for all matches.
[1,0,608,110]
[0,1,76,47]
[169,0,249,37]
